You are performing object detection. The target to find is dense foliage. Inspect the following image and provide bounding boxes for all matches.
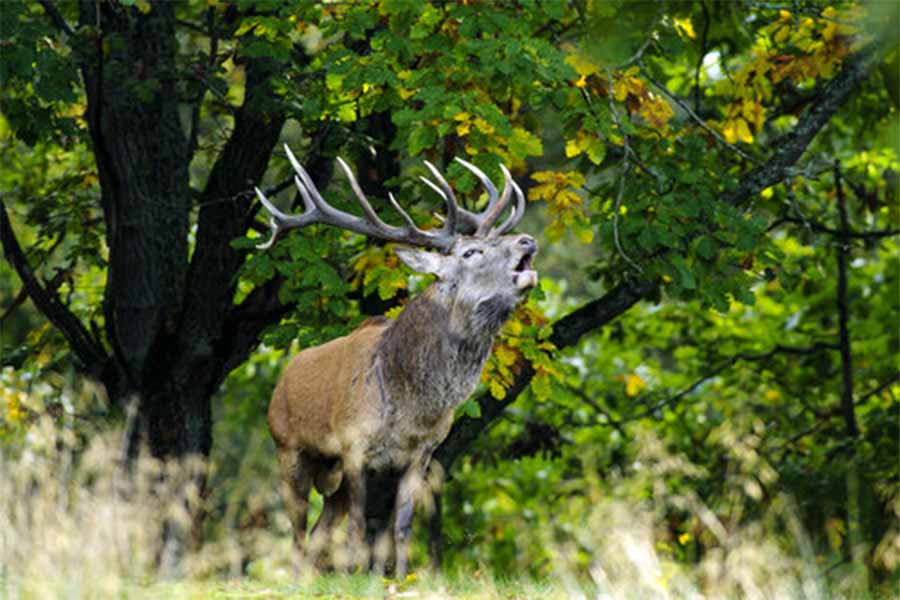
[1,0,897,591]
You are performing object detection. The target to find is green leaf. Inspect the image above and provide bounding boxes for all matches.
[408,125,437,155]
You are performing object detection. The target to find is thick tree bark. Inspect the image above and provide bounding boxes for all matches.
[68,3,289,464]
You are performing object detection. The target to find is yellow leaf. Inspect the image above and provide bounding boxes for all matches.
[554,189,582,209]
[473,117,494,135]
[505,318,523,336]
[489,379,507,400]
[456,121,471,136]
[494,344,518,367]
[760,186,774,199]
[574,74,588,88]
[530,171,556,183]
[734,117,754,143]
[565,138,583,158]
[774,24,791,44]
[576,226,594,244]
[625,373,645,397]
[564,52,599,77]
[135,0,152,14]
[673,17,696,39]
[741,98,765,131]
[528,183,555,203]
[639,94,674,129]
[613,79,629,102]
[678,532,692,545]
[721,119,738,144]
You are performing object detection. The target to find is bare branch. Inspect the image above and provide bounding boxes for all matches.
[38,0,75,37]
[604,69,643,274]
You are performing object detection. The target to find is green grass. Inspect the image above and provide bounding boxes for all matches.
[3,572,572,599]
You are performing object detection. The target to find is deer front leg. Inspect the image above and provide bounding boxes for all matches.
[393,459,430,579]
[344,461,368,570]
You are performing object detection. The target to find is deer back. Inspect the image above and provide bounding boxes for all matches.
[267,317,391,455]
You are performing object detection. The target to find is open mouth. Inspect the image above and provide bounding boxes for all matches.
[514,251,535,273]
[512,250,538,290]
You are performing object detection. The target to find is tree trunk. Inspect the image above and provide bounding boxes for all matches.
[68,2,287,566]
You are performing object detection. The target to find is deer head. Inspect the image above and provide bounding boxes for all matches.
[255,146,537,327]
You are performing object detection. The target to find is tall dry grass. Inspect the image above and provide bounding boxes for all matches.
[1,377,897,598]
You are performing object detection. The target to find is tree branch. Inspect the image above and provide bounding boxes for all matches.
[37,0,75,37]
[640,59,760,165]
[834,162,859,438]
[178,55,287,359]
[0,201,108,376]
[729,42,881,206]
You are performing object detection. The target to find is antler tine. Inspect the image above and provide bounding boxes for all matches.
[491,166,526,236]
[422,161,459,235]
[454,157,499,213]
[254,181,317,249]
[473,166,512,237]
[335,156,394,235]
[387,192,420,231]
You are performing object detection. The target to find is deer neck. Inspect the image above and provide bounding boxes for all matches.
[376,284,511,415]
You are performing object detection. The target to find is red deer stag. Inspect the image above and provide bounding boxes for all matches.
[256,145,537,576]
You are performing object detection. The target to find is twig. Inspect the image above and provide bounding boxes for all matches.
[834,161,859,438]
[605,69,643,274]
[37,0,75,37]
[566,385,629,437]
[639,59,761,165]
[693,0,711,112]
[618,37,654,69]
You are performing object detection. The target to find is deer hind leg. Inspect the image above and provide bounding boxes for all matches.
[276,446,313,564]
[307,478,350,570]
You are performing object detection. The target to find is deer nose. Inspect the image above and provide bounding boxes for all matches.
[517,235,537,253]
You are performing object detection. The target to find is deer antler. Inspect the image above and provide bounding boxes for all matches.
[256,145,464,251]
[256,146,526,250]
[420,159,525,237]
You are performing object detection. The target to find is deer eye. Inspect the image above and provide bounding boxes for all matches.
[462,249,481,259]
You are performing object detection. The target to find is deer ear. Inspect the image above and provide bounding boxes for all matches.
[394,246,446,276]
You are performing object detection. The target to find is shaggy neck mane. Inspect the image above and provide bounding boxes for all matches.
[375,283,512,412]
